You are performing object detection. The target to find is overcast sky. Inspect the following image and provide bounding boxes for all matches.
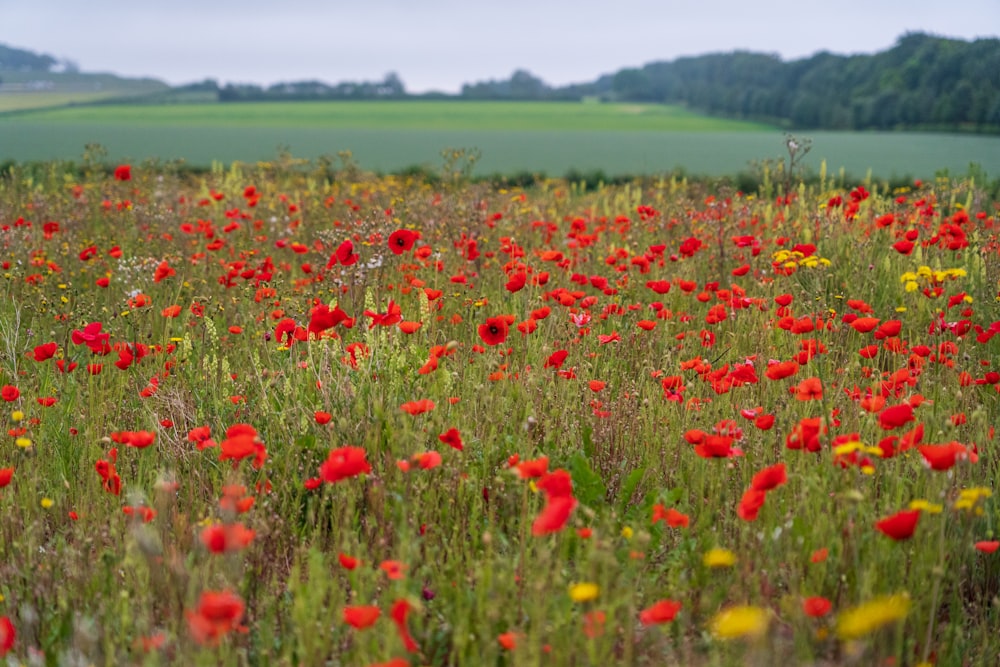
[3,0,998,92]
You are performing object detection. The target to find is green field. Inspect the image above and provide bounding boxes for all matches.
[1,100,998,178]
[0,91,130,112]
[0,70,170,112]
[3,100,774,131]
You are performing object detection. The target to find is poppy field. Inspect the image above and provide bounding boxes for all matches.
[0,159,998,666]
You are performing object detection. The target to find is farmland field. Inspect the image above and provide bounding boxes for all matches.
[0,156,997,665]
[1,101,999,178]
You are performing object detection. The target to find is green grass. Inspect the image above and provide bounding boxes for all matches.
[0,92,134,112]
[8,100,775,132]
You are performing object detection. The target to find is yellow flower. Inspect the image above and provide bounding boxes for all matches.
[909,499,943,514]
[710,605,769,639]
[832,440,864,457]
[568,582,600,603]
[15,437,32,449]
[40,497,54,509]
[835,594,910,640]
[703,548,737,568]
[11,410,23,422]
[954,487,992,514]
[620,526,634,540]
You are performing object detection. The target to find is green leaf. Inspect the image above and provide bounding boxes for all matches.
[581,425,594,459]
[617,467,646,514]
[569,452,606,508]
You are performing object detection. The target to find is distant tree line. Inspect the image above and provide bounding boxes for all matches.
[0,44,58,72]
[604,33,1000,132]
[211,73,406,101]
[458,33,1000,132]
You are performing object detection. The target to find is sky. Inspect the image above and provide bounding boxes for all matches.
[3,0,998,93]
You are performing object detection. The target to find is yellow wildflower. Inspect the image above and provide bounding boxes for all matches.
[704,548,737,568]
[908,499,943,514]
[568,582,600,603]
[954,487,992,514]
[710,605,769,639]
[835,594,910,640]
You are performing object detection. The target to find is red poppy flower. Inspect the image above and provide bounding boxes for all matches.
[308,303,350,337]
[338,552,360,569]
[751,463,787,491]
[390,599,419,653]
[582,610,606,638]
[737,488,767,521]
[765,360,799,381]
[651,504,690,528]
[114,164,131,181]
[153,260,176,283]
[328,239,359,267]
[874,509,920,540]
[694,435,741,458]
[438,427,463,451]
[0,616,14,657]
[879,403,915,430]
[319,446,371,483]
[388,229,418,255]
[0,467,12,488]
[412,450,442,470]
[33,342,58,361]
[975,541,999,553]
[794,377,823,401]
[544,349,568,369]
[810,547,828,563]
[380,560,407,580]
[187,426,216,450]
[802,597,832,617]
[645,280,671,294]
[849,317,880,333]
[200,523,255,553]
[219,425,265,468]
[478,317,509,346]
[186,590,246,645]
[343,605,381,630]
[754,414,775,430]
[400,399,435,415]
[531,495,577,536]
[639,599,682,625]
[918,442,967,471]
[315,411,332,425]
[0,385,19,402]
[514,456,549,478]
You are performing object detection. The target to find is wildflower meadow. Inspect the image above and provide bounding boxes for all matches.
[0,156,998,666]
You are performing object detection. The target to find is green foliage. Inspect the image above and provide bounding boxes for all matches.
[601,33,1000,133]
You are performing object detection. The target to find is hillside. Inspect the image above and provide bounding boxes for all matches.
[0,43,169,112]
